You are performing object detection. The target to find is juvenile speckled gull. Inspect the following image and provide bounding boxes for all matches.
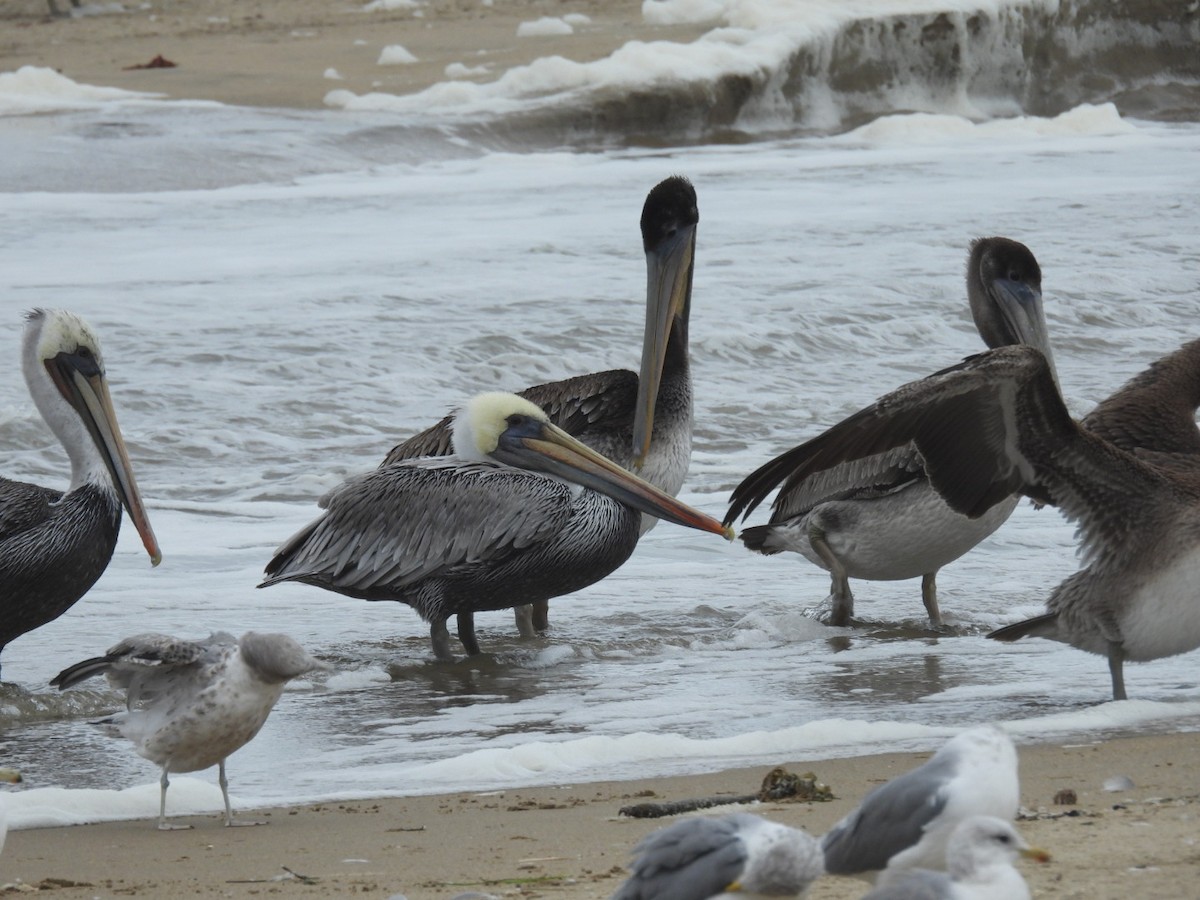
[51,631,327,829]
[821,725,1018,879]
[861,815,1049,900]
[612,811,824,899]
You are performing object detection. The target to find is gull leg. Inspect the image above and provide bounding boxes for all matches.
[1108,641,1127,701]
[221,760,266,827]
[810,527,854,626]
[921,572,943,627]
[456,613,482,655]
[513,605,536,638]
[157,767,191,830]
[431,619,457,662]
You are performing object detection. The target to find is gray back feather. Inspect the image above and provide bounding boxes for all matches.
[613,815,748,900]
[265,458,574,593]
[821,752,957,875]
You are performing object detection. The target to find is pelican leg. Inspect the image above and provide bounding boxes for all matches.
[809,526,854,626]
[1108,641,1127,701]
[455,613,482,656]
[531,599,550,633]
[513,605,536,638]
[221,759,265,827]
[430,620,458,662]
[157,767,191,830]
[921,572,943,627]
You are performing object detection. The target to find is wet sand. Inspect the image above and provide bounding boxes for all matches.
[3,3,1199,898]
[4,732,1199,897]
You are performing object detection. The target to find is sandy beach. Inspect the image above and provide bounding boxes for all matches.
[2,732,1196,897]
[1,0,709,111]
[3,2,1200,898]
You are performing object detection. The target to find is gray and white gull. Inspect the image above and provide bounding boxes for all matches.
[861,815,1049,900]
[51,631,327,829]
[822,725,1019,879]
[612,812,824,899]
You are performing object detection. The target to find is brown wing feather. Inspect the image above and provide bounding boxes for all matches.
[380,369,639,466]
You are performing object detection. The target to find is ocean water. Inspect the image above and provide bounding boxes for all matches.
[1,0,1199,829]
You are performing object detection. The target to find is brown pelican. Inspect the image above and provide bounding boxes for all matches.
[1,309,160,675]
[51,631,327,829]
[381,176,698,653]
[724,238,1055,626]
[261,392,731,661]
[740,338,1200,700]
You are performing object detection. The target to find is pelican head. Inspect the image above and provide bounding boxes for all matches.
[633,175,698,468]
[453,391,732,539]
[22,309,161,565]
[968,237,1059,387]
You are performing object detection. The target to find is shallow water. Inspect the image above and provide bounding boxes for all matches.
[1,15,1199,828]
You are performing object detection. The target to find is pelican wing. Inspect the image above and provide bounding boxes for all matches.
[736,445,926,524]
[1080,338,1200,458]
[380,369,638,464]
[0,479,59,541]
[264,459,573,594]
[734,346,1185,562]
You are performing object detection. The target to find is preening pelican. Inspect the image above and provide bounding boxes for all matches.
[1,309,160,675]
[725,238,1055,626]
[739,338,1200,700]
[262,392,730,661]
[382,176,698,652]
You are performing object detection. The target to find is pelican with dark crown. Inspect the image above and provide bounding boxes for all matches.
[261,392,730,662]
[737,334,1200,700]
[1,309,160,675]
[381,176,698,653]
[725,238,1056,626]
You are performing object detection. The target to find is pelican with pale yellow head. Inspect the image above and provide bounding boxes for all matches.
[262,391,730,661]
[380,176,699,652]
[0,309,160,675]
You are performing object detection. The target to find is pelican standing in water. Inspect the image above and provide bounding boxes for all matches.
[725,238,1055,626]
[1,309,160,675]
[262,392,730,661]
[742,337,1200,700]
[381,176,698,653]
